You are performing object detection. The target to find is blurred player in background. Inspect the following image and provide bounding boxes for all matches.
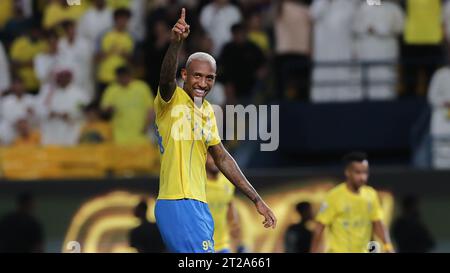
[310,152,394,253]
[154,8,276,253]
[284,201,314,253]
[206,153,245,253]
[129,200,165,253]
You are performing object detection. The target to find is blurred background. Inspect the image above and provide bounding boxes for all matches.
[0,0,449,253]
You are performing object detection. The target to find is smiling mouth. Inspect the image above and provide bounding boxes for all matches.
[193,89,206,97]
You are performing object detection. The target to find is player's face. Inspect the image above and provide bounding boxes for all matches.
[182,60,216,100]
[345,160,369,188]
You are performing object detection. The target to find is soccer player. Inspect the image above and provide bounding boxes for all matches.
[154,8,277,253]
[205,153,242,253]
[310,152,394,253]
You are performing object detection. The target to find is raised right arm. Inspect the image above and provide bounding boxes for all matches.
[159,8,190,102]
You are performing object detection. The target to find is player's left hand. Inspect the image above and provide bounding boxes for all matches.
[255,199,277,229]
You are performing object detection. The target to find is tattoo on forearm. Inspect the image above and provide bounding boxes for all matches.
[219,155,260,203]
[159,42,182,98]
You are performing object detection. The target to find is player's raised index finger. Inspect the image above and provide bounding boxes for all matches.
[181,8,186,21]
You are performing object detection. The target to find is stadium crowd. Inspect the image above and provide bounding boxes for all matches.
[0,0,449,167]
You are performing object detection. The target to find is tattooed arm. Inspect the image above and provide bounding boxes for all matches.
[208,143,277,229]
[159,8,190,102]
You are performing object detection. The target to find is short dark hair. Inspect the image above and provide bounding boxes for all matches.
[231,22,245,34]
[11,75,23,84]
[17,192,33,207]
[61,19,75,30]
[113,8,132,20]
[44,29,59,40]
[83,102,98,113]
[116,65,131,76]
[295,202,311,217]
[402,195,419,211]
[134,200,148,218]
[342,151,368,168]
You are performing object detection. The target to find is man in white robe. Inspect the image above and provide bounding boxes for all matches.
[77,0,113,48]
[428,66,450,169]
[0,77,36,145]
[58,20,94,101]
[353,0,404,100]
[0,41,11,94]
[200,0,242,57]
[37,69,88,146]
[310,0,360,103]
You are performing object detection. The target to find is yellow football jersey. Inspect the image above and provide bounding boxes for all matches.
[97,30,134,83]
[206,173,235,251]
[101,80,154,145]
[107,0,130,9]
[0,0,13,28]
[404,0,443,44]
[10,36,47,91]
[43,1,88,29]
[316,183,383,253]
[154,86,221,203]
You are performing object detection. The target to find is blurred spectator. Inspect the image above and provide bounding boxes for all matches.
[274,0,312,101]
[58,20,95,101]
[127,0,147,43]
[0,193,45,253]
[310,0,360,103]
[284,201,314,253]
[427,63,450,169]
[42,0,87,30]
[444,0,450,41]
[101,0,147,43]
[96,8,134,96]
[0,41,11,94]
[34,30,61,85]
[37,69,89,146]
[12,118,41,147]
[2,4,34,47]
[78,0,113,48]
[100,66,154,145]
[219,23,266,104]
[206,82,226,108]
[78,103,112,144]
[392,195,435,253]
[247,10,270,56]
[15,0,33,18]
[199,0,242,57]
[9,24,47,94]
[0,0,14,30]
[129,200,165,253]
[187,29,214,55]
[0,77,36,145]
[353,0,404,100]
[144,19,171,92]
[401,0,444,97]
[107,0,131,9]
